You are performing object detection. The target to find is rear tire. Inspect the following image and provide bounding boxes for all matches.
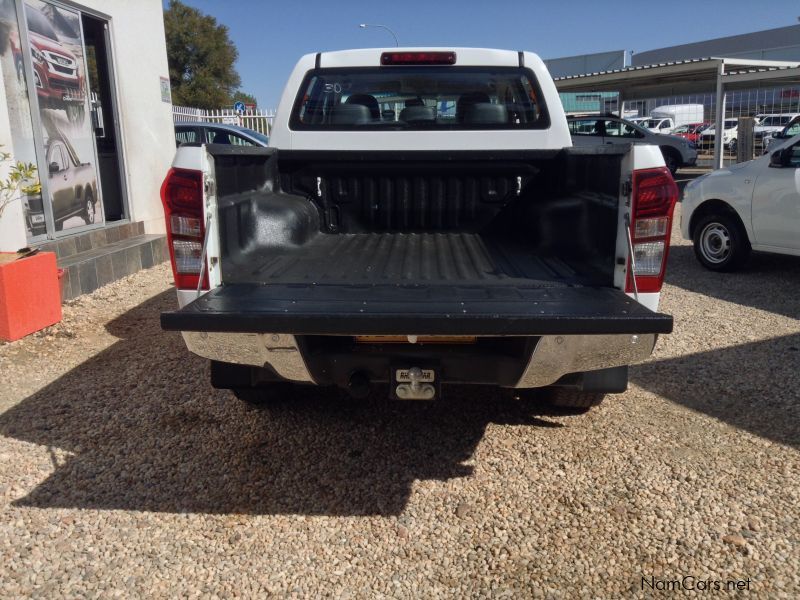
[543,388,605,412]
[660,147,680,174]
[692,212,750,271]
[83,190,96,225]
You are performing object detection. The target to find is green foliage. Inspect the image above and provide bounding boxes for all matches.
[0,146,40,219]
[164,0,241,109]
[232,90,257,107]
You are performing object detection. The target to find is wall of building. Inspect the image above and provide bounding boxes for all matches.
[632,25,800,66]
[544,50,630,78]
[0,61,27,252]
[76,0,173,235]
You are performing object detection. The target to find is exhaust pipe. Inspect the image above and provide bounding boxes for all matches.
[347,371,371,399]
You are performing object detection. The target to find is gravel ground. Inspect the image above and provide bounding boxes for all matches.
[0,204,798,598]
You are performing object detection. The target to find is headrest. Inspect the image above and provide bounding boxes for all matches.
[463,103,508,125]
[400,106,436,123]
[329,103,372,125]
[346,94,380,119]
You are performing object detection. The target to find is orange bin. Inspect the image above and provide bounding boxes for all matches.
[0,251,62,342]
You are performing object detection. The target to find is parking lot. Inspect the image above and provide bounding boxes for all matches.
[0,203,798,597]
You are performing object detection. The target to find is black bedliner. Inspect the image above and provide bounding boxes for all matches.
[161,283,673,336]
[224,232,604,287]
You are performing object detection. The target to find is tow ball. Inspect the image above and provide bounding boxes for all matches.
[395,367,436,400]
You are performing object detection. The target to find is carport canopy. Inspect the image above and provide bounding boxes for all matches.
[553,57,800,167]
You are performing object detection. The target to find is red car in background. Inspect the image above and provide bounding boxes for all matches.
[9,4,85,123]
[671,122,709,145]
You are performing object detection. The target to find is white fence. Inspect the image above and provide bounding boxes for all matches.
[172,105,276,137]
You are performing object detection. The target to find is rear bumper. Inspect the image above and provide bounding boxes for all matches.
[181,331,658,388]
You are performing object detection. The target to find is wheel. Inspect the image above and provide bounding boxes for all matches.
[543,388,605,412]
[692,212,751,271]
[232,383,300,405]
[660,148,679,174]
[83,191,96,225]
[728,138,737,155]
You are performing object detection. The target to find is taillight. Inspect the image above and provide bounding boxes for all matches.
[626,167,678,294]
[160,168,208,290]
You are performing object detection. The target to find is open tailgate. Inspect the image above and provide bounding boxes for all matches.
[161,283,672,336]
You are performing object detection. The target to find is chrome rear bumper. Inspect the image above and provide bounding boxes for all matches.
[182,332,657,388]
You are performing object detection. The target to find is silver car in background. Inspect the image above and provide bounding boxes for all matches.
[567,115,697,174]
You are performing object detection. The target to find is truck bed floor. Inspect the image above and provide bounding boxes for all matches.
[226,233,604,288]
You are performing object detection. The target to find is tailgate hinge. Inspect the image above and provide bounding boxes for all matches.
[621,177,632,205]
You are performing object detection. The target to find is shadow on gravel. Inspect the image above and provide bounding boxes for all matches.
[665,245,800,320]
[632,332,800,449]
[0,290,566,516]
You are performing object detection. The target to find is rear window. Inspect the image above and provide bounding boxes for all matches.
[290,67,549,131]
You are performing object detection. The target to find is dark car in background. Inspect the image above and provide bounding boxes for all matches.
[174,122,269,147]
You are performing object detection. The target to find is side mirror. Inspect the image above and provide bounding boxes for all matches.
[48,162,60,174]
[769,148,788,168]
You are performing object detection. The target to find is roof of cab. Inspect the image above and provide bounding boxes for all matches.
[314,48,529,68]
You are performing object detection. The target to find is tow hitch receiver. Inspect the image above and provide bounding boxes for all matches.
[393,367,437,400]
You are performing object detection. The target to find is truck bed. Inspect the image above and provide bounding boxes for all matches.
[163,147,673,337]
[224,231,605,288]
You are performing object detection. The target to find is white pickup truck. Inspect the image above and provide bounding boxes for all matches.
[160,48,676,410]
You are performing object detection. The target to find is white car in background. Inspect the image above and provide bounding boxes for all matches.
[682,135,800,270]
[763,116,800,152]
[698,119,738,153]
[637,117,674,133]
[754,113,799,142]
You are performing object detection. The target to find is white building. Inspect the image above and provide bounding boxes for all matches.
[0,0,174,297]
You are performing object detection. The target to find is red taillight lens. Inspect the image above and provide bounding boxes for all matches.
[626,167,678,294]
[160,168,208,290]
[380,51,456,66]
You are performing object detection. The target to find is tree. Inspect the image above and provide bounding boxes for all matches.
[163,0,241,109]
[232,91,257,107]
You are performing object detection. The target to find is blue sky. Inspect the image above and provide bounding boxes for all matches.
[176,0,800,109]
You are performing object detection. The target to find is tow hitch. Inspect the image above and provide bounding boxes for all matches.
[394,367,437,400]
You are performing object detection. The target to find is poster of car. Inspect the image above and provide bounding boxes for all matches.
[24,0,101,233]
[0,0,44,238]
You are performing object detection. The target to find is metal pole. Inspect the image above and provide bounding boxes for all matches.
[358,23,399,47]
[714,61,726,170]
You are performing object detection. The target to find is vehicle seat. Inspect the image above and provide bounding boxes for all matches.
[400,105,436,123]
[456,91,491,122]
[329,103,372,125]
[345,94,380,120]
[211,131,230,144]
[463,104,508,125]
